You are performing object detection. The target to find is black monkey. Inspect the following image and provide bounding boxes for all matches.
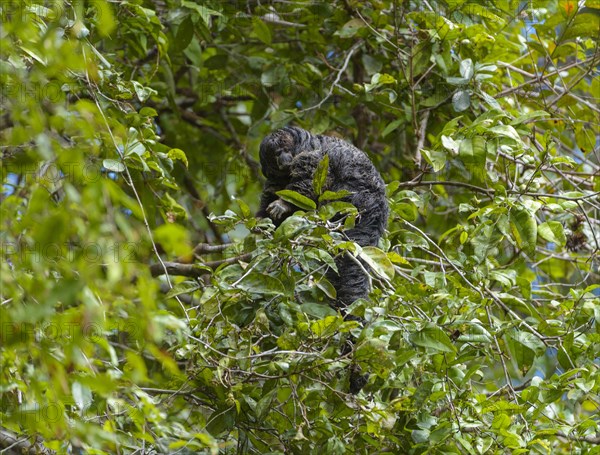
[257,126,389,309]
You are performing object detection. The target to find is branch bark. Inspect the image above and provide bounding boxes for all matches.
[415,110,430,169]
[0,428,54,455]
[150,254,253,278]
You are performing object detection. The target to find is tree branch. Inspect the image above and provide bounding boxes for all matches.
[150,262,209,278]
[0,428,54,455]
[495,56,600,99]
[398,179,494,196]
[557,431,600,445]
[192,242,233,256]
[150,254,253,278]
[415,110,430,169]
[298,41,363,113]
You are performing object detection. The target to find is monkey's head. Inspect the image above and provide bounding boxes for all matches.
[259,127,311,179]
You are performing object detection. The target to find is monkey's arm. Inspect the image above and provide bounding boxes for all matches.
[260,151,326,224]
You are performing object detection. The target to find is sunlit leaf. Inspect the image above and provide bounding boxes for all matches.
[103,159,125,173]
[359,246,395,281]
[538,221,566,246]
[276,190,317,210]
[452,90,471,111]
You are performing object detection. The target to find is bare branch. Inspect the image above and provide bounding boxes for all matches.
[415,110,430,169]
[298,42,363,113]
[495,56,600,99]
[150,254,253,278]
[557,431,600,445]
[0,428,54,455]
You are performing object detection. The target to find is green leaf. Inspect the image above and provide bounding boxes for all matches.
[511,110,550,125]
[125,138,145,156]
[410,324,456,353]
[490,270,517,288]
[464,3,505,24]
[318,189,352,202]
[237,272,286,296]
[316,277,337,299]
[165,281,203,298]
[206,407,236,435]
[507,329,544,372]
[510,207,537,255]
[575,123,596,154]
[459,58,474,79]
[305,248,337,271]
[139,107,158,117]
[237,198,251,217]
[336,18,364,38]
[421,149,447,172]
[325,438,345,455]
[181,1,221,25]
[319,201,358,222]
[311,315,341,337]
[489,124,521,142]
[412,429,430,443]
[154,223,192,257]
[94,0,116,37]
[252,17,272,44]
[359,246,395,281]
[256,388,277,420]
[168,148,188,167]
[441,135,459,155]
[563,13,600,39]
[362,53,382,75]
[413,380,434,409]
[274,215,312,240]
[458,136,486,171]
[276,190,317,210]
[393,201,418,221]
[538,221,566,246]
[312,154,329,196]
[175,16,195,50]
[446,76,469,85]
[302,302,337,318]
[371,73,396,85]
[103,159,125,173]
[261,66,288,87]
[479,90,501,110]
[355,338,394,376]
[492,413,512,430]
[452,90,471,111]
[382,119,403,137]
[132,80,157,102]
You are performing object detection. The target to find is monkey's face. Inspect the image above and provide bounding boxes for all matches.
[259,128,299,179]
[276,149,294,169]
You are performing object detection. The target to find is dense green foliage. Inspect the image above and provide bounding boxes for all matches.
[1,0,599,453]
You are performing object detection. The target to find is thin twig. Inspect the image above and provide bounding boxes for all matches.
[298,42,362,113]
[415,110,430,168]
[556,431,600,445]
[495,56,599,98]
[81,43,190,321]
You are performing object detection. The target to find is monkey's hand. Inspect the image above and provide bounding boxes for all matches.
[267,198,292,222]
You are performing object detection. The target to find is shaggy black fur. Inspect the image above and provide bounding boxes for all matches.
[257,126,389,309]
